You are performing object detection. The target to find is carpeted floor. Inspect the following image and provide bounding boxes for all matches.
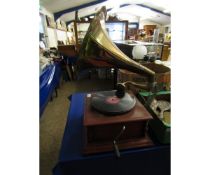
[40,78,113,175]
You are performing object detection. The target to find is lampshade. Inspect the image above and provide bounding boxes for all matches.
[132,45,147,60]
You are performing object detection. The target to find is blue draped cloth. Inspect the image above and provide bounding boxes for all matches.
[53,93,170,175]
[40,62,61,117]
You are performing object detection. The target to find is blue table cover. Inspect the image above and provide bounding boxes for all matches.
[40,62,61,117]
[53,93,170,175]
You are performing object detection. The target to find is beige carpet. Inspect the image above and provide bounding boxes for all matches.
[40,79,113,175]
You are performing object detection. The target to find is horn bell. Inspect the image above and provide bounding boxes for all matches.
[77,6,155,82]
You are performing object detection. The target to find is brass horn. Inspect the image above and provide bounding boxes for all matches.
[77,6,155,86]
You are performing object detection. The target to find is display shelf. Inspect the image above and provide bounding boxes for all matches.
[73,20,128,47]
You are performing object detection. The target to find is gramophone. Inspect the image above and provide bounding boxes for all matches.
[77,6,157,156]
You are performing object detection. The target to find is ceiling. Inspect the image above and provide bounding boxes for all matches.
[40,0,171,25]
[40,0,97,13]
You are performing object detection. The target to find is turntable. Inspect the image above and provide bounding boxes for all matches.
[77,7,158,156]
[91,90,136,115]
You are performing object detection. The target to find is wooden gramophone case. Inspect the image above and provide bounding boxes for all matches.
[78,6,158,155]
[83,92,154,155]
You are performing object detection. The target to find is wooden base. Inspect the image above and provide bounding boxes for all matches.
[83,134,153,155]
[83,91,153,155]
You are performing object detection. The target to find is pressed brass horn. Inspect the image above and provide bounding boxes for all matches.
[77,6,155,84]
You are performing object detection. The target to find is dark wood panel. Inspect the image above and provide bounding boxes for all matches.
[57,45,78,57]
[87,121,146,142]
[83,135,153,155]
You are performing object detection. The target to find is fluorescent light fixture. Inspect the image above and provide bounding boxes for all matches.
[163,9,170,13]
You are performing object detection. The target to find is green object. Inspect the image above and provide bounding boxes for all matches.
[139,90,170,97]
[149,118,170,144]
[137,91,171,144]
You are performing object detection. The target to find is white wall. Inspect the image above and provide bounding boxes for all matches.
[116,13,139,23]
[139,19,167,34]
[163,24,171,33]
[39,6,53,17]
[139,20,161,29]
[56,30,68,44]
[47,28,58,47]
[39,6,58,48]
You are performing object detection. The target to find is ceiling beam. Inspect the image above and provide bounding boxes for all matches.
[64,2,171,25]
[54,0,108,21]
[119,4,170,17]
[137,4,170,17]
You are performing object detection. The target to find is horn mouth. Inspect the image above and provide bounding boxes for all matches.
[77,6,155,82]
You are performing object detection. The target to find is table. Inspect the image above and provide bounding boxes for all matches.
[40,62,61,117]
[53,93,170,175]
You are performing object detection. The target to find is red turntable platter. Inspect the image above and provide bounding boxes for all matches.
[90,90,136,115]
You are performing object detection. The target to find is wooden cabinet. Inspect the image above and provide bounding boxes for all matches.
[128,22,138,40]
[73,20,128,48]
[83,92,153,155]
[106,21,128,41]
[128,28,138,39]
[144,25,156,35]
[161,44,171,61]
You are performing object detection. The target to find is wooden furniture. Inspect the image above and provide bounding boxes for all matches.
[128,28,138,40]
[161,44,171,61]
[83,92,154,155]
[73,20,129,47]
[58,45,78,80]
[128,23,138,40]
[143,25,156,35]
[117,63,171,91]
[142,63,170,84]
[57,45,78,57]
[106,21,128,40]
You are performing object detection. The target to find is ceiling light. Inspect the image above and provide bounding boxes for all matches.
[163,9,170,13]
